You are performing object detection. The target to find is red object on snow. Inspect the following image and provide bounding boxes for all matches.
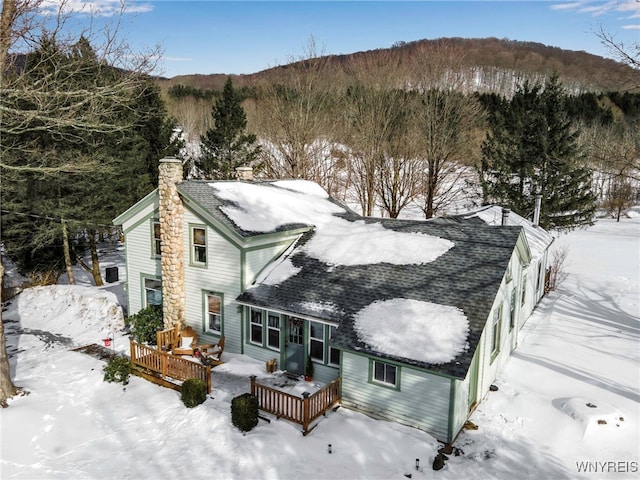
[103,338,111,347]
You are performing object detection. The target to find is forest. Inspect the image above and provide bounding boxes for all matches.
[2,31,639,287]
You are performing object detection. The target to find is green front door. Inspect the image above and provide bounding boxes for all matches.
[285,317,304,374]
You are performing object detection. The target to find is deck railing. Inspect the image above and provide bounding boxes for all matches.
[129,340,211,393]
[250,376,340,435]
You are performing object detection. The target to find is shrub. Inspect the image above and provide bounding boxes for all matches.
[181,378,207,408]
[103,356,131,385]
[127,306,163,344]
[231,393,259,433]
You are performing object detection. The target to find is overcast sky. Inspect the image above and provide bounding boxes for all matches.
[43,1,640,78]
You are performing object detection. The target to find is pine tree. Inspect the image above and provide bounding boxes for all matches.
[480,76,596,230]
[199,77,260,179]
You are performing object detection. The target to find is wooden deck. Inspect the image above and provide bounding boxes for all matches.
[129,340,211,393]
[250,376,340,435]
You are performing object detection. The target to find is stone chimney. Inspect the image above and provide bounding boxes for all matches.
[501,207,510,226]
[235,166,253,182]
[158,157,185,328]
[533,194,542,227]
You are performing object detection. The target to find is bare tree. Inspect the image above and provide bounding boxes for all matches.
[0,0,158,405]
[339,51,414,216]
[254,38,341,187]
[546,245,569,292]
[595,24,640,90]
[1,0,160,168]
[583,122,640,220]
[412,41,486,218]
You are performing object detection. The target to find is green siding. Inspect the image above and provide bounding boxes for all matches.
[341,352,451,441]
[310,363,339,385]
[180,209,299,357]
[182,209,243,352]
[120,202,161,316]
[450,376,470,441]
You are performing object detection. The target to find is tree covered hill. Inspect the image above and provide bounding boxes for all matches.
[157,37,639,96]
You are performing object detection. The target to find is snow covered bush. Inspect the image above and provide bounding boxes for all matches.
[231,393,258,433]
[103,356,131,385]
[181,378,207,408]
[127,306,163,345]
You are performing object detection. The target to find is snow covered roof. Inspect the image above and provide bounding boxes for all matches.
[177,179,525,378]
[210,180,454,266]
[461,205,554,260]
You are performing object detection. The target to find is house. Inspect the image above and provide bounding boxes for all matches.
[113,157,553,443]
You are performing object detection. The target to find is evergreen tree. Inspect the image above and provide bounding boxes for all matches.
[199,77,260,179]
[1,36,178,280]
[480,76,596,230]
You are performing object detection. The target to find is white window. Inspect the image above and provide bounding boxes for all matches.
[191,226,207,265]
[250,309,263,345]
[536,262,544,293]
[509,289,517,330]
[309,321,325,362]
[207,294,222,334]
[267,313,280,350]
[144,278,162,309]
[153,221,161,256]
[329,326,340,366]
[373,360,397,387]
[521,274,528,307]
[491,305,502,358]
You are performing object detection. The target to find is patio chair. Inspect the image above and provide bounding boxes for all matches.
[171,326,199,356]
[200,336,225,366]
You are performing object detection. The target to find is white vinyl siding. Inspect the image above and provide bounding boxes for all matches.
[341,352,452,442]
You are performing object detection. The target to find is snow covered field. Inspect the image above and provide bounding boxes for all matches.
[1,215,638,479]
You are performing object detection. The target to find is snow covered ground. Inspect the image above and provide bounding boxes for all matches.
[1,215,638,479]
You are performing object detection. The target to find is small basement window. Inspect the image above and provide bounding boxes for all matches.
[372,360,398,388]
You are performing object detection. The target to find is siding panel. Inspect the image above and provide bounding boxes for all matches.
[182,210,243,353]
[122,203,161,316]
[341,352,451,441]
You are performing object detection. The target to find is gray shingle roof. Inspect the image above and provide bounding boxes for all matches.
[237,215,523,379]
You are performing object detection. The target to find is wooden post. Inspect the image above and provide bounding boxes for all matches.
[207,365,212,393]
[129,339,135,363]
[302,391,310,434]
[250,375,256,397]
